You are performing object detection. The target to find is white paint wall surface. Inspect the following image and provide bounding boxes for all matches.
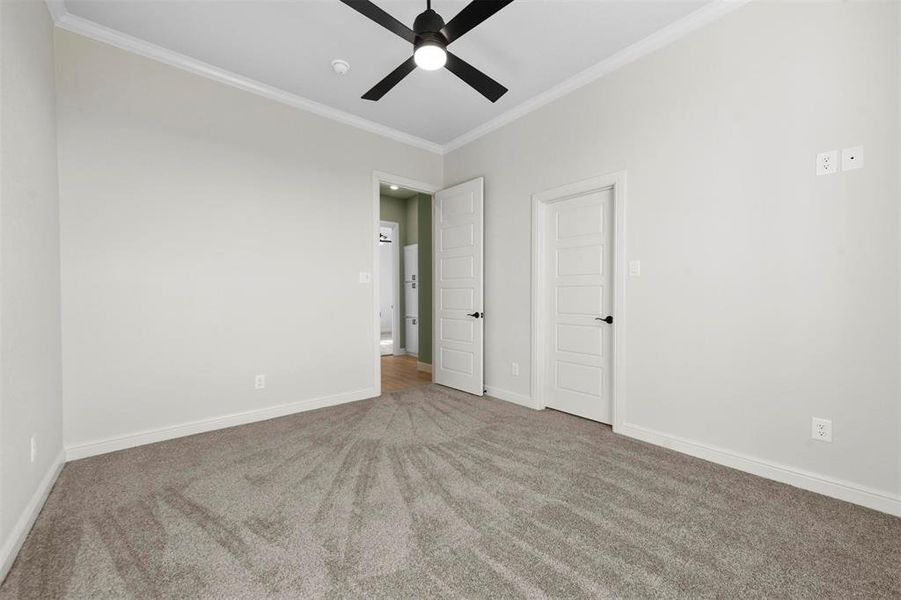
[55,31,442,450]
[0,0,64,555]
[445,2,900,497]
[379,227,394,335]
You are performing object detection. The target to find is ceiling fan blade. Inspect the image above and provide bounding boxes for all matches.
[444,51,507,102]
[337,0,416,44]
[441,0,515,45]
[362,56,417,101]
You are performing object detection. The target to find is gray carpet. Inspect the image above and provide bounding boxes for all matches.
[2,385,899,599]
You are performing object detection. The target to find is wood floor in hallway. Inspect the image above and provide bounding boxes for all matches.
[381,354,431,393]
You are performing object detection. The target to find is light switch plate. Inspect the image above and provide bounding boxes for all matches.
[816,150,839,176]
[841,146,864,171]
[359,272,372,283]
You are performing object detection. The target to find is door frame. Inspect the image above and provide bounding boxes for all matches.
[530,171,627,432]
[372,171,440,395]
[378,220,402,356]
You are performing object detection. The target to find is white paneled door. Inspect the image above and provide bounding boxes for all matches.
[542,187,613,423]
[434,178,484,396]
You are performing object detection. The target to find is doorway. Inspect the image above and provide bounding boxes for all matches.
[378,221,400,356]
[376,176,436,394]
[531,172,626,426]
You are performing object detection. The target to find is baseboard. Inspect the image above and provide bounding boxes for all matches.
[66,387,378,461]
[619,422,901,517]
[416,362,432,373]
[0,449,66,582]
[485,386,538,410]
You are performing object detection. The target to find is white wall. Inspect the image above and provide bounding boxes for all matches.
[0,0,64,574]
[55,31,442,453]
[445,2,900,500]
[379,227,394,335]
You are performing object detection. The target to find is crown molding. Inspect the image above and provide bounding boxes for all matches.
[442,0,752,153]
[46,0,750,157]
[44,0,67,23]
[48,9,444,155]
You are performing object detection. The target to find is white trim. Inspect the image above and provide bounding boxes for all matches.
[0,450,66,582]
[45,1,749,156]
[485,386,538,410]
[443,0,752,153]
[431,197,438,386]
[379,220,402,357]
[416,361,432,374]
[373,172,441,395]
[50,13,444,155]
[66,387,376,461]
[531,171,627,431]
[619,422,901,517]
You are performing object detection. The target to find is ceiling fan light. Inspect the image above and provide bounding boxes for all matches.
[414,43,446,71]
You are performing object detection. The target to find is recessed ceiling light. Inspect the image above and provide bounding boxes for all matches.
[330,59,350,75]
[389,185,399,191]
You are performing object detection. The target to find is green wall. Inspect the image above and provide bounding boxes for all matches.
[379,193,432,364]
[404,195,418,245]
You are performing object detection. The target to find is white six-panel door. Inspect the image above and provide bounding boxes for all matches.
[434,178,484,396]
[542,187,613,423]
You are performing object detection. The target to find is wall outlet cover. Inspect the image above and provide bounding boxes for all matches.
[816,150,839,176]
[628,260,641,277]
[811,417,832,442]
[841,146,864,171]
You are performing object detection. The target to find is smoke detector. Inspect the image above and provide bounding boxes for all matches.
[331,59,350,75]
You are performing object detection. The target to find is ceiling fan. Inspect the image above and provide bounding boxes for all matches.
[337,0,514,102]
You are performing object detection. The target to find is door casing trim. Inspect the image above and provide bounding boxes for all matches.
[531,170,627,431]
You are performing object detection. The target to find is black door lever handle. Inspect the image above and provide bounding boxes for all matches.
[595,315,613,324]
[466,312,482,318]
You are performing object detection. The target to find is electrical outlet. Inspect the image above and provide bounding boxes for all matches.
[629,260,641,277]
[511,362,520,376]
[30,436,36,463]
[255,374,266,390]
[359,272,372,283]
[811,417,832,442]
[841,146,864,171]
[816,150,839,176]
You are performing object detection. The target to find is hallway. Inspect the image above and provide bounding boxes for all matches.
[381,355,431,393]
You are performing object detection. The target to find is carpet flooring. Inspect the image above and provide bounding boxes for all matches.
[2,385,899,599]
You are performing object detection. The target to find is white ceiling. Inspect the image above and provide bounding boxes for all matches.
[62,0,710,147]
[379,182,419,199]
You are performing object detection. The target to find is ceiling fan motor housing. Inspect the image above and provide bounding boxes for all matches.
[413,8,447,50]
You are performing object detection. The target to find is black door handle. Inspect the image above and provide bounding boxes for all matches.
[595,315,613,324]
[466,312,482,318]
